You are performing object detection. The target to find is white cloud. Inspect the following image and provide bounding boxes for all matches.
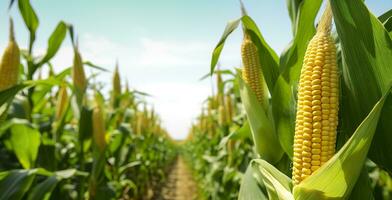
[47,33,221,139]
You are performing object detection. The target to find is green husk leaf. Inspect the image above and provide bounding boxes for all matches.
[238,75,283,163]
[252,159,294,200]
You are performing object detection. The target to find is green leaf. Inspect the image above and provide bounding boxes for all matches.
[18,0,39,34]
[27,176,59,200]
[348,167,374,200]
[55,169,78,179]
[238,75,283,163]
[9,122,41,169]
[252,159,294,200]
[18,0,39,49]
[241,15,280,92]
[331,0,392,172]
[272,0,322,158]
[0,170,36,200]
[294,87,390,199]
[0,84,29,107]
[79,106,93,141]
[38,21,67,65]
[378,9,392,23]
[27,169,77,200]
[286,0,303,34]
[84,61,109,72]
[210,18,241,74]
[383,17,392,33]
[238,164,268,200]
[218,121,251,149]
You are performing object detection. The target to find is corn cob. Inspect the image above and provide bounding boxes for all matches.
[225,94,233,124]
[292,3,338,185]
[0,19,20,91]
[55,84,69,120]
[241,33,264,104]
[218,105,226,126]
[92,99,106,151]
[72,46,87,93]
[216,71,224,96]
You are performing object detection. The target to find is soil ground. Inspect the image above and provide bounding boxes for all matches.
[154,157,199,200]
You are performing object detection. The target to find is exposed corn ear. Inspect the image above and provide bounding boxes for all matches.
[55,84,69,120]
[92,96,106,152]
[241,33,264,104]
[292,3,338,185]
[218,105,226,126]
[0,19,20,91]
[72,46,87,94]
[225,94,233,124]
[216,70,224,95]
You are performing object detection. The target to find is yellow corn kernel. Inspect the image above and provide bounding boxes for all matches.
[241,33,264,104]
[92,100,106,151]
[72,47,87,93]
[55,84,68,120]
[292,3,338,185]
[0,19,20,91]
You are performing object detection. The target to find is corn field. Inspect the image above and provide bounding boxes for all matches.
[1,0,392,200]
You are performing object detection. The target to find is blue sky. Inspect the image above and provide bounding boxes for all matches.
[0,0,391,139]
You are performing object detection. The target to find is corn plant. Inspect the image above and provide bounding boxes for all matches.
[0,0,176,199]
[202,0,392,199]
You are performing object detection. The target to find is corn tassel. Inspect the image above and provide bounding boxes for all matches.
[0,19,20,91]
[292,3,338,185]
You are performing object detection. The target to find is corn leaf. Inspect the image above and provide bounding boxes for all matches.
[210,18,241,75]
[38,21,67,66]
[79,106,93,141]
[27,169,78,200]
[219,121,251,149]
[27,176,59,200]
[348,167,374,200]
[331,0,392,173]
[294,86,391,199]
[9,122,41,169]
[0,170,36,200]
[238,75,283,164]
[378,9,392,23]
[84,61,109,72]
[0,84,29,108]
[18,0,39,36]
[18,0,39,52]
[271,0,322,158]
[238,164,268,200]
[252,159,294,200]
[286,0,303,34]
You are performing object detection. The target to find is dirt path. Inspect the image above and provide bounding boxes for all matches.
[157,157,199,200]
